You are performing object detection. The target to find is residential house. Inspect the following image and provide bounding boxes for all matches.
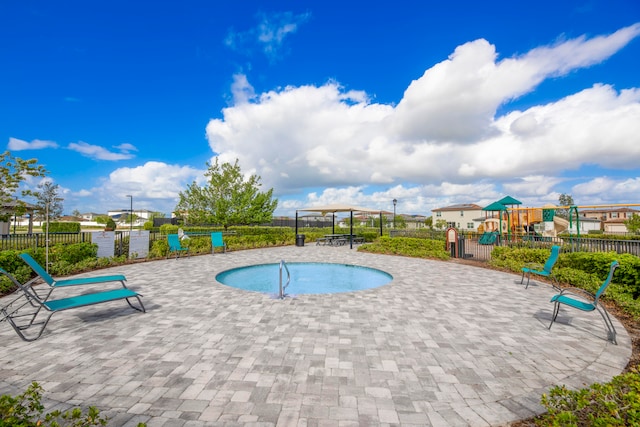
[431,204,483,231]
[580,207,639,233]
[107,208,155,227]
[80,212,104,221]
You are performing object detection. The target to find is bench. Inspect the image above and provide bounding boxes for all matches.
[1,268,145,341]
[331,238,348,246]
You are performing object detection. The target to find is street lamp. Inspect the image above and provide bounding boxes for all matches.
[392,198,397,229]
[126,195,133,234]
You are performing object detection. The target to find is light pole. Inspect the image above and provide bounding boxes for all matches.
[126,195,133,234]
[392,198,397,229]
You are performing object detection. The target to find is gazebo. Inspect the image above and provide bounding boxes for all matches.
[0,200,36,235]
[295,204,384,249]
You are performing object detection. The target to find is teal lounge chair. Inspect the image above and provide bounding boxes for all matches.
[167,233,189,258]
[520,245,560,289]
[0,268,145,341]
[548,260,619,344]
[20,253,127,290]
[211,232,227,254]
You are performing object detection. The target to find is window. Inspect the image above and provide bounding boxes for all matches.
[611,212,619,218]
[460,211,464,217]
[436,212,442,217]
[447,222,456,228]
[467,223,474,229]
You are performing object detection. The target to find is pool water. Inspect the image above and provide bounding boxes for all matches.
[215,262,393,295]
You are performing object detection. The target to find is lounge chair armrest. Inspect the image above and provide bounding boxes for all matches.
[523,262,544,269]
[557,287,596,300]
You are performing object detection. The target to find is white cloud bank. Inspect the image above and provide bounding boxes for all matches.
[72,162,205,214]
[206,23,640,214]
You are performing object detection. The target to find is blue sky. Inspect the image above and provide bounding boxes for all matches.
[2,1,640,217]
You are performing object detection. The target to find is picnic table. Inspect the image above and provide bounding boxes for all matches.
[316,234,364,246]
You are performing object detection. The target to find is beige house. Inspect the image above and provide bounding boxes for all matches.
[431,204,483,231]
[580,208,639,233]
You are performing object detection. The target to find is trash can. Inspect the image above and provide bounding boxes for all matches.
[296,234,306,247]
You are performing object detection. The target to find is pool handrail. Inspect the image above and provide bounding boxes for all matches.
[279,260,290,299]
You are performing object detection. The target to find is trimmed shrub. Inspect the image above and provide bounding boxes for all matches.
[43,222,81,233]
[537,368,640,426]
[0,382,109,426]
[358,236,450,260]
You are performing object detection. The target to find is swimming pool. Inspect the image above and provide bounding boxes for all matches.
[215,262,393,295]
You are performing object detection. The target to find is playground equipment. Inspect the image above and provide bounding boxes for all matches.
[482,202,640,240]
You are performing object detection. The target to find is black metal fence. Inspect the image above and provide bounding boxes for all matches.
[0,231,162,256]
[2,230,639,261]
[390,230,640,262]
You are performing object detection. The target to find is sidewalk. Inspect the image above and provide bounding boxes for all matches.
[0,245,631,426]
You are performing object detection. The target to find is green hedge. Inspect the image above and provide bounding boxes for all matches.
[358,236,450,260]
[537,367,640,426]
[43,222,81,233]
[0,243,123,295]
[490,246,640,318]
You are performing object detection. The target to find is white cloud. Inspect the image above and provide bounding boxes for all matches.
[7,137,58,151]
[74,161,205,214]
[67,141,137,161]
[114,143,138,153]
[231,73,256,105]
[573,177,640,203]
[225,11,311,62]
[207,24,640,215]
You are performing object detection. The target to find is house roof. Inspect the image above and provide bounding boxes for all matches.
[432,204,482,212]
[581,207,639,214]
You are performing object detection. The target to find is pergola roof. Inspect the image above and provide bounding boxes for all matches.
[482,201,508,211]
[296,204,382,214]
[1,200,37,214]
[497,196,522,205]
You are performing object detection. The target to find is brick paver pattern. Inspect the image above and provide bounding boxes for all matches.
[0,245,631,426]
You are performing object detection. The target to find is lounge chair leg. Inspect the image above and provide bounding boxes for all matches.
[548,302,560,330]
[596,306,617,345]
[126,296,146,313]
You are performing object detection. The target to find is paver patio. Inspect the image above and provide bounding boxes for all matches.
[0,245,631,426]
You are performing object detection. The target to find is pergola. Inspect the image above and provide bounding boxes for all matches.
[0,200,36,235]
[295,204,384,249]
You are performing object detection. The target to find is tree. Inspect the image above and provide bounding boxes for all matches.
[556,193,575,219]
[119,213,138,224]
[72,209,81,218]
[425,216,433,229]
[625,213,640,234]
[372,215,388,228]
[435,219,448,230]
[95,215,111,224]
[0,151,47,220]
[29,181,63,221]
[392,215,407,229]
[175,158,278,228]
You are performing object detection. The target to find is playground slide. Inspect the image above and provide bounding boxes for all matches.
[542,216,569,237]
